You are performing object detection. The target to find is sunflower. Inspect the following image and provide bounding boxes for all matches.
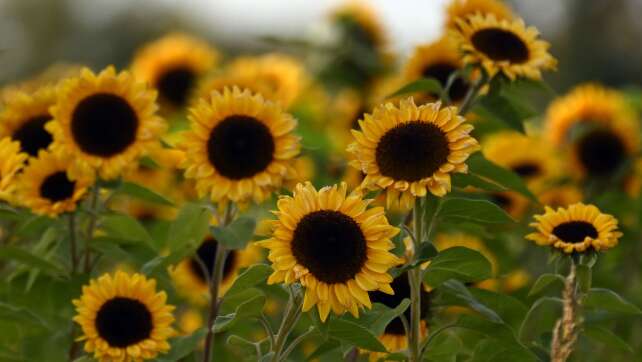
[15,150,93,217]
[403,37,471,103]
[348,98,479,210]
[131,33,219,111]
[331,1,387,49]
[544,84,639,179]
[73,271,175,362]
[327,89,368,152]
[450,14,556,80]
[258,182,400,322]
[170,237,262,305]
[0,137,28,202]
[180,87,300,204]
[0,86,56,157]
[0,63,82,103]
[526,203,622,254]
[537,185,583,209]
[445,0,514,29]
[46,66,166,180]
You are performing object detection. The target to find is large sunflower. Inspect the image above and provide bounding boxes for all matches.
[259,182,400,322]
[445,0,514,29]
[0,86,56,157]
[180,87,300,204]
[73,271,175,362]
[348,98,479,210]
[131,33,219,111]
[544,84,639,179]
[0,137,28,202]
[451,14,556,80]
[170,237,262,305]
[47,66,166,180]
[527,203,621,254]
[15,150,93,217]
[331,1,387,49]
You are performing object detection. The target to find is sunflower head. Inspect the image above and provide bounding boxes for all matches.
[180,86,300,204]
[450,14,557,80]
[258,182,400,322]
[348,98,479,210]
[131,33,220,111]
[0,137,28,202]
[47,66,166,180]
[445,0,514,29]
[527,203,622,254]
[73,271,175,361]
[0,86,56,157]
[331,1,387,49]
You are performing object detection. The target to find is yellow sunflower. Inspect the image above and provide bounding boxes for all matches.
[537,185,583,209]
[527,203,622,254]
[544,84,639,179]
[348,98,479,210]
[0,63,82,103]
[327,88,368,152]
[450,14,557,80]
[170,237,262,305]
[0,86,56,157]
[47,66,166,180]
[258,182,400,322]
[331,1,387,49]
[15,150,93,217]
[180,87,300,204]
[445,0,514,29]
[131,33,219,111]
[0,137,28,202]
[73,271,175,362]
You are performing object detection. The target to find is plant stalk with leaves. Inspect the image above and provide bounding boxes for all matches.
[550,260,581,362]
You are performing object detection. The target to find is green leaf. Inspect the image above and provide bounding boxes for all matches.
[440,280,502,323]
[518,296,563,342]
[0,246,66,277]
[576,265,592,293]
[466,153,537,201]
[468,288,528,329]
[424,247,492,286]
[155,328,207,362]
[584,288,642,314]
[470,338,539,362]
[117,181,175,207]
[307,339,341,360]
[395,242,438,274]
[369,299,411,336]
[167,202,210,251]
[140,243,197,275]
[211,216,256,250]
[528,273,565,297]
[101,214,154,247]
[0,302,51,330]
[456,315,538,361]
[452,173,507,192]
[224,264,272,297]
[220,288,265,315]
[214,293,266,332]
[387,78,443,99]
[584,325,633,353]
[328,318,387,352]
[439,197,514,224]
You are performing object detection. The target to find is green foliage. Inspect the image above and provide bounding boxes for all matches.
[210,216,256,250]
[424,247,493,286]
[327,318,386,352]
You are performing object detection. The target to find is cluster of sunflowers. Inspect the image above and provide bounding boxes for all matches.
[1,1,641,362]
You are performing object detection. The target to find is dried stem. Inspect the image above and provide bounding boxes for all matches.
[550,263,581,362]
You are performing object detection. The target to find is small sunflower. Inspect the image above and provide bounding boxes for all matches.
[259,182,400,322]
[332,1,387,49]
[15,150,93,217]
[527,203,622,254]
[445,0,514,29]
[131,33,219,111]
[451,14,556,80]
[73,271,175,362]
[170,237,262,305]
[404,37,470,103]
[0,137,28,202]
[0,86,56,157]
[348,98,479,210]
[544,84,639,179]
[180,87,300,204]
[47,66,166,180]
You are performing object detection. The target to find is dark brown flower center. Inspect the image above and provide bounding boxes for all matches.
[375,121,450,182]
[291,210,367,284]
[511,162,541,179]
[471,28,529,63]
[189,238,237,283]
[576,129,626,177]
[421,63,469,102]
[156,66,196,108]
[491,193,512,210]
[39,171,75,202]
[12,115,53,156]
[95,297,153,347]
[207,115,275,180]
[552,221,598,244]
[71,93,138,157]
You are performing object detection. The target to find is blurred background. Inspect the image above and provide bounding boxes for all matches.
[1,0,641,90]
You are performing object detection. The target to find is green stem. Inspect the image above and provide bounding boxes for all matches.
[68,213,78,274]
[270,286,303,362]
[457,71,487,116]
[84,185,100,273]
[408,197,425,362]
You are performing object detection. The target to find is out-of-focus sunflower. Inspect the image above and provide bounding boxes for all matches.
[544,84,639,179]
[0,137,28,202]
[489,191,529,219]
[180,87,300,204]
[287,156,316,187]
[170,237,262,305]
[624,158,642,197]
[537,185,583,209]
[0,63,82,103]
[331,1,387,49]
[327,89,368,152]
[47,67,166,180]
[131,33,219,111]
[0,86,56,157]
[259,182,400,322]
[451,14,556,80]
[445,0,514,29]
[348,98,479,210]
[178,309,203,335]
[73,271,175,362]
[16,151,92,217]
[404,37,470,104]
[367,273,430,362]
[527,203,621,254]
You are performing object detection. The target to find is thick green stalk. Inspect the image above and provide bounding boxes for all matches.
[270,287,303,362]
